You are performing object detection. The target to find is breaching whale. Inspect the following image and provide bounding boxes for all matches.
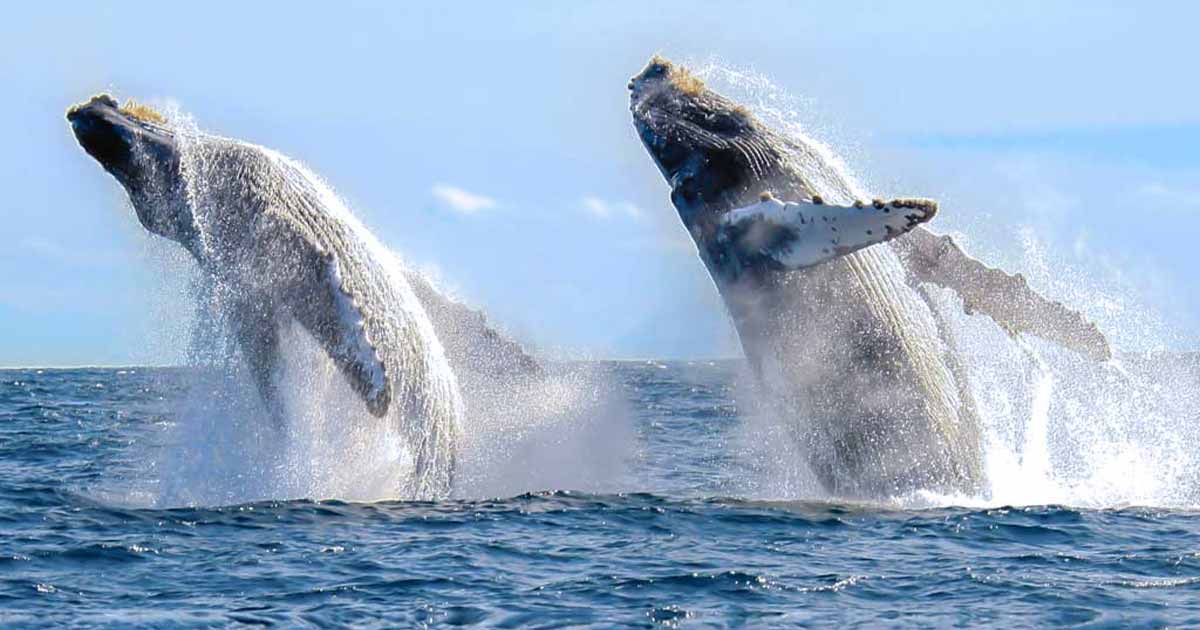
[629,57,1111,497]
[67,95,467,498]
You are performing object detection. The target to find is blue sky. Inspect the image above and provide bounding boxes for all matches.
[2,2,1198,366]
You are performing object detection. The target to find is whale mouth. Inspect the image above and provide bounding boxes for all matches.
[67,94,175,187]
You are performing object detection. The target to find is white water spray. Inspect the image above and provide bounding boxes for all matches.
[140,109,461,505]
[1019,344,1055,484]
[696,63,1200,509]
[125,104,633,507]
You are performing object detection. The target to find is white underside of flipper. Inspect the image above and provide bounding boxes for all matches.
[322,257,390,414]
[249,206,393,418]
[719,193,938,270]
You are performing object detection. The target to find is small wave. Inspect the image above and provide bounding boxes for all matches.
[1115,576,1200,589]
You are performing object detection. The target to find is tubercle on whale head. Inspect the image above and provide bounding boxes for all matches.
[67,94,196,249]
[628,56,754,129]
[628,55,707,98]
[117,99,168,125]
[629,55,777,231]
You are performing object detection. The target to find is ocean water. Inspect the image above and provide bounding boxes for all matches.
[2,362,1199,628]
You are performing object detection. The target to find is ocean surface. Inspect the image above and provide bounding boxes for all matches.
[2,362,1199,628]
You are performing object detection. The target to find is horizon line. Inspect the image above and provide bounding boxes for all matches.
[0,356,749,371]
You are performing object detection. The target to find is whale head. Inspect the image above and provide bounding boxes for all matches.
[629,56,767,229]
[630,57,942,277]
[67,95,196,248]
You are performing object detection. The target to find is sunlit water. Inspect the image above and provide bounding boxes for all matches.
[2,361,1199,627]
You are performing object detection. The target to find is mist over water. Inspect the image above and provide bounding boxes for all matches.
[136,268,635,507]
[454,364,635,498]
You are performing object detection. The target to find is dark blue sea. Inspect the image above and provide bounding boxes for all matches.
[2,362,1199,628]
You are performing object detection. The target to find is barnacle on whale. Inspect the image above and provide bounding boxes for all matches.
[67,93,169,125]
[648,54,707,96]
[118,99,167,124]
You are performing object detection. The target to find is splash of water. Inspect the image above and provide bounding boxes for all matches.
[137,107,459,505]
[453,362,636,498]
[128,104,634,507]
[695,62,1200,509]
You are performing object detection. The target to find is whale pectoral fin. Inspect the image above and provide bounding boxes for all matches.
[230,300,285,427]
[897,227,1112,361]
[290,253,392,418]
[256,208,392,417]
[719,194,938,270]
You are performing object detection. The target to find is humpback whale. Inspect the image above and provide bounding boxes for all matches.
[67,95,466,498]
[629,57,1111,497]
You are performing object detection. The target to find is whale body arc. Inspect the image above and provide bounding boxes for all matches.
[629,57,1111,497]
[68,95,464,498]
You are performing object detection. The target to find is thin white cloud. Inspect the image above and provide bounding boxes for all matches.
[431,184,497,214]
[20,236,71,260]
[19,236,124,267]
[1139,182,1200,209]
[581,196,644,221]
